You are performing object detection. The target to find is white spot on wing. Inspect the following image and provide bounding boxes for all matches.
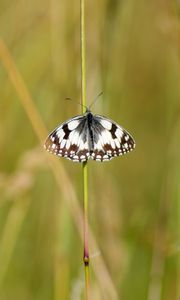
[66,139,70,149]
[60,139,66,148]
[124,143,129,149]
[57,129,65,140]
[95,140,102,150]
[115,128,123,139]
[125,135,129,141]
[69,131,79,144]
[73,155,79,160]
[110,139,115,149]
[100,119,112,130]
[68,120,79,130]
[95,158,101,161]
[115,138,120,148]
[100,130,112,145]
[79,139,86,149]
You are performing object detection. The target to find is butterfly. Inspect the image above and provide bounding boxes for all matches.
[44,109,136,162]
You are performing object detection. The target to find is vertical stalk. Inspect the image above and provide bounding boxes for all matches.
[83,163,89,299]
[80,0,89,299]
[80,0,86,114]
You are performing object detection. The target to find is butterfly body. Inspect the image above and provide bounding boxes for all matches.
[44,110,135,162]
[86,111,94,150]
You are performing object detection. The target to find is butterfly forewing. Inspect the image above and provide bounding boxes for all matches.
[44,112,135,162]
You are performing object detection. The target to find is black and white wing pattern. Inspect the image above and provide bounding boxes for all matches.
[90,115,135,161]
[44,111,136,162]
[44,115,90,162]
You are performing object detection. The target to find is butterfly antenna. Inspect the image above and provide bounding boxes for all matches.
[88,91,103,110]
[65,97,87,111]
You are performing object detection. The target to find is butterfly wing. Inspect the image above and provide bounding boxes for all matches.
[90,115,135,161]
[44,115,90,162]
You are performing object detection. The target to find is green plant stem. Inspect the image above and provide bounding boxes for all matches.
[81,0,86,114]
[83,163,89,298]
[80,0,89,299]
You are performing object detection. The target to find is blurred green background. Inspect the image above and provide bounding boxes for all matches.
[0,0,180,299]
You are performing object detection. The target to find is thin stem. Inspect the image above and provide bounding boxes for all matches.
[80,0,90,299]
[83,164,89,298]
[81,0,86,113]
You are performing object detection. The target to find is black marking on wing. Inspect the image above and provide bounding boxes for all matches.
[110,123,117,139]
[63,123,71,139]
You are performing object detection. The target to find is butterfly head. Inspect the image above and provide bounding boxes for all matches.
[84,107,92,114]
